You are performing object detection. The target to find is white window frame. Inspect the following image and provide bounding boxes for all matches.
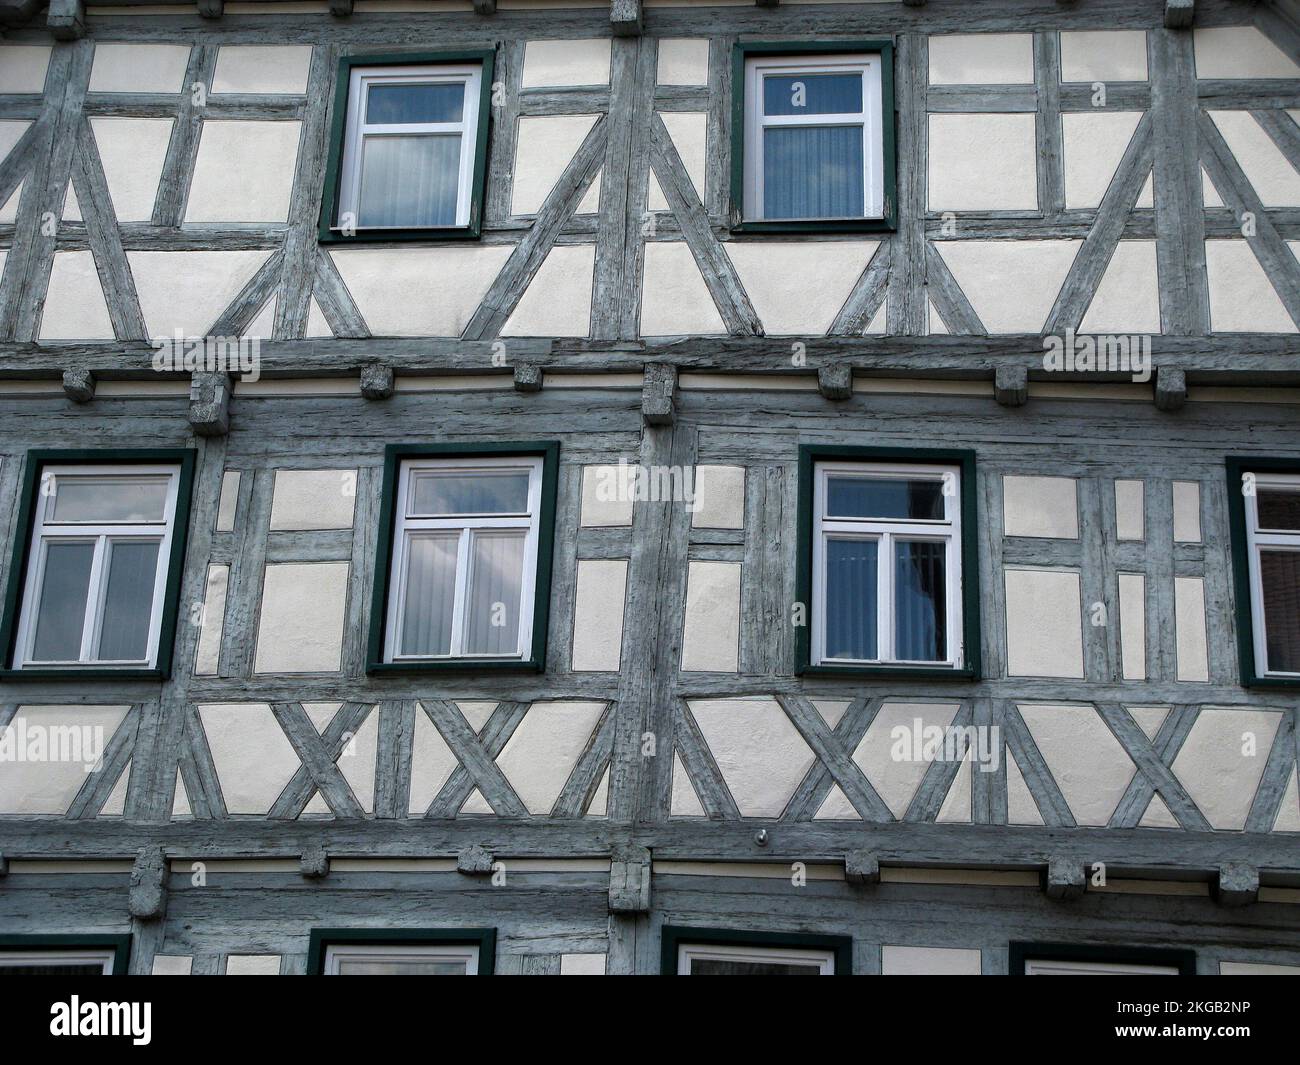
[1244,470,1300,678]
[812,460,962,669]
[323,943,479,975]
[14,464,181,670]
[336,62,483,231]
[677,942,835,975]
[0,949,115,973]
[384,455,543,663]
[1024,958,1180,976]
[743,52,884,222]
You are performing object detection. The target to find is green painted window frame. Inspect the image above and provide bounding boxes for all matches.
[367,441,560,675]
[729,39,897,235]
[796,444,980,679]
[0,934,132,975]
[318,49,496,244]
[1008,941,1196,976]
[0,448,197,681]
[660,926,852,975]
[1225,455,1300,688]
[306,928,496,975]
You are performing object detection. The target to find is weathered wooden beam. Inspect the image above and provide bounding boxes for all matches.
[844,850,879,885]
[189,372,232,436]
[300,846,329,879]
[62,368,95,404]
[1154,366,1187,411]
[755,0,779,7]
[513,362,543,393]
[994,365,1028,407]
[817,364,852,400]
[609,845,651,913]
[1044,857,1085,899]
[128,846,167,920]
[902,0,926,6]
[610,0,642,36]
[197,0,223,17]
[359,362,393,400]
[47,0,85,39]
[1165,0,1194,29]
[642,362,676,425]
[1215,862,1259,907]
[457,844,494,875]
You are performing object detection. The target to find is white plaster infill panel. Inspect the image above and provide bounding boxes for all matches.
[571,559,629,672]
[88,117,174,223]
[1059,31,1149,83]
[129,250,274,337]
[1171,707,1282,831]
[408,707,461,816]
[39,251,113,340]
[269,469,358,531]
[1003,567,1085,679]
[0,706,132,815]
[928,34,1034,85]
[680,561,741,672]
[580,464,636,527]
[640,241,726,337]
[882,946,982,975]
[492,701,606,815]
[1079,240,1161,335]
[197,703,301,815]
[1193,27,1300,80]
[723,241,878,335]
[937,241,1081,333]
[211,46,312,94]
[0,45,50,94]
[1205,240,1298,333]
[849,701,962,818]
[1018,703,1137,827]
[89,43,190,94]
[185,120,302,223]
[500,243,595,337]
[928,113,1038,211]
[521,39,611,88]
[1062,111,1143,209]
[253,561,349,674]
[657,38,710,86]
[511,114,600,216]
[691,466,745,529]
[686,698,816,817]
[1002,475,1079,539]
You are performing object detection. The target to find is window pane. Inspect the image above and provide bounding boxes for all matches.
[1261,550,1300,672]
[365,81,465,124]
[824,537,877,660]
[334,958,469,975]
[358,134,461,227]
[763,125,864,219]
[763,73,863,116]
[895,540,947,662]
[409,471,531,516]
[97,540,160,661]
[51,477,168,523]
[688,959,824,975]
[826,476,945,521]
[0,962,106,975]
[31,541,95,661]
[463,531,526,655]
[399,533,458,656]
[1257,488,1300,531]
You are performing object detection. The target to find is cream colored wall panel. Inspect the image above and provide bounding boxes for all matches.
[1019,703,1137,826]
[211,46,312,94]
[521,38,611,87]
[724,240,877,335]
[576,170,601,214]
[928,113,1038,210]
[253,561,349,674]
[586,766,609,816]
[0,706,130,814]
[1209,240,1297,332]
[500,243,594,337]
[0,45,51,93]
[194,564,229,676]
[1193,27,1300,79]
[329,245,512,336]
[129,250,273,336]
[172,770,192,818]
[813,784,859,820]
[660,111,707,202]
[1172,480,1201,542]
[882,946,981,975]
[1006,751,1044,825]
[1002,475,1078,539]
[1220,961,1300,975]
[1136,171,1154,208]
[408,708,460,815]
[494,701,606,814]
[937,241,1081,332]
[269,469,357,530]
[670,753,706,816]
[1004,568,1084,678]
[640,241,726,336]
[457,701,496,734]
[1139,793,1179,828]
[305,297,331,338]
[1079,240,1161,334]
[225,955,281,975]
[461,788,492,814]
[657,38,710,85]
[0,180,20,224]
[216,471,241,532]
[1130,705,1170,741]
[1174,576,1209,682]
[1171,708,1282,830]
[560,954,607,975]
[152,956,194,975]
[580,464,635,527]
[1203,166,1225,207]
[1276,768,1300,832]
[680,561,741,672]
[849,701,962,818]
[691,465,745,530]
[0,122,29,174]
[100,761,129,816]
[813,700,851,729]
[647,171,669,212]
[1118,572,1146,681]
[242,296,276,340]
[1062,112,1143,208]
[39,251,114,340]
[511,114,600,214]
[927,297,949,335]
[1114,479,1145,540]
[336,709,378,814]
[687,698,816,817]
[1209,111,1300,207]
[89,117,173,222]
[936,752,972,823]
[571,559,628,672]
[89,43,190,93]
[1059,30,1148,82]
[186,120,301,223]
[197,703,301,815]
[928,33,1034,84]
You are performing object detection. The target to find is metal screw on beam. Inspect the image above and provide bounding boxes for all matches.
[62,368,95,404]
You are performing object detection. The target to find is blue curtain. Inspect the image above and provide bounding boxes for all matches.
[895,541,946,661]
[763,73,862,116]
[1261,550,1300,672]
[763,126,863,220]
[825,538,877,660]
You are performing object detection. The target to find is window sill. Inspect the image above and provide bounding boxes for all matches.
[1241,674,1300,689]
[798,663,978,680]
[730,217,897,236]
[0,668,167,681]
[366,659,543,675]
[318,224,482,244]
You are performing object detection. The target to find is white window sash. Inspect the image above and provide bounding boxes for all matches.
[1244,472,1300,677]
[15,465,179,669]
[385,455,543,662]
[743,53,884,222]
[323,943,479,975]
[0,949,115,973]
[677,943,835,975]
[812,461,962,668]
[337,63,483,231]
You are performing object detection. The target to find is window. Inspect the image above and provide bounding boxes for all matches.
[0,935,131,974]
[1010,943,1195,976]
[797,447,978,676]
[307,929,495,975]
[1225,458,1300,687]
[661,927,850,975]
[733,42,895,232]
[0,451,195,678]
[368,444,559,673]
[320,51,494,242]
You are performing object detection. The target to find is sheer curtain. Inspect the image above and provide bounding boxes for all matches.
[464,532,525,655]
[98,540,160,660]
[359,135,461,228]
[895,541,946,662]
[400,534,458,656]
[825,538,877,660]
